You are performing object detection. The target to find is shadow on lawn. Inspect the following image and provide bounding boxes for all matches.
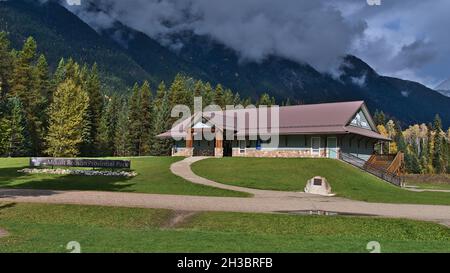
[0,202,16,211]
[0,166,136,193]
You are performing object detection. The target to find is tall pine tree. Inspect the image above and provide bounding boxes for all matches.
[9,37,44,155]
[0,32,12,100]
[432,115,446,173]
[45,79,89,157]
[151,82,172,155]
[114,99,131,157]
[85,63,104,155]
[128,83,141,156]
[138,81,153,156]
[0,97,27,157]
[97,95,120,156]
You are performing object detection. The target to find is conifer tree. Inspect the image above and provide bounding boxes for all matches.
[97,95,120,156]
[406,142,422,173]
[169,74,192,119]
[233,92,241,106]
[373,110,386,126]
[155,82,167,102]
[9,37,44,155]
[34,54,51,140]
[193,80,204,98]
[35,55,50,99]
[396,132,407,153]
[0,97,27,157]
[257,93,275,106]
[433,132,445,173]
[138,81,153,156]
[85,63,104,154]
[443,138,449,174]
[202,82,214,107]
[114,99,131,157]
[128,83,141,156]
[420,137,429,173]
[45,79,89,157]
[97,111,110,156]
[52,58,66,90]
[0,32,12,100]
[223,89,235,107]
[432,115,445,173]
[151,83,172,155]
[214,84,225,107]
[241,97,253,107]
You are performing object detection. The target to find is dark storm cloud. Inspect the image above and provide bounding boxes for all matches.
[59,0,367,72]
[47,0,450,86]
[339,0,450,86]
[394,40,437,70]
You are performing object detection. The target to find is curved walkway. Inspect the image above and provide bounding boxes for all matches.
[0,157,449,227]
[170,157,325,198]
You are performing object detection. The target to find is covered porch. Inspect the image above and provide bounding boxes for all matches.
[172,133,389,161]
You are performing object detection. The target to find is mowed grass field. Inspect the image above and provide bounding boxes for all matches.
[0,157,248,197]
[192,158,450,205]
[0,203,449,253]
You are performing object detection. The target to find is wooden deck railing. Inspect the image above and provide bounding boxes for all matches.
[341,152,405,187]
[387,152,405,175]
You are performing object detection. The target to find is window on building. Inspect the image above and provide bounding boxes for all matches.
[350,110,371,130]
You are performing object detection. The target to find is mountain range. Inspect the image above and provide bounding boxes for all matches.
[1,0,450,127]
[436,79,450,98]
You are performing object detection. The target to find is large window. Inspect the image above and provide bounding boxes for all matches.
[350,110,371,130]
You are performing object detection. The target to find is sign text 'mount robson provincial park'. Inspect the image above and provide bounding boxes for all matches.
[30,158,131,169]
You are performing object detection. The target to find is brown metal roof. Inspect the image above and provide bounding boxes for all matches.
[276,101,365,128]
[157,101,389,141]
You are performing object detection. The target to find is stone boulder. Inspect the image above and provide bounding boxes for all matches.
[304,176,335,196]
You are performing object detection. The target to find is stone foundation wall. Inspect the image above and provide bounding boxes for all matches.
[214,148,224,158]
[232,148,329,158]
[172,148,193,157]
[173,148,334,158]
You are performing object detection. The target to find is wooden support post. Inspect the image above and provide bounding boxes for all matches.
[215,130,224,158]
[186,130,193,148]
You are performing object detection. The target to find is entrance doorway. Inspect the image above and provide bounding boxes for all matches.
[223,141,233,157]
[327,137,338,159]
[312,137,321,156]
[193,140,215,156]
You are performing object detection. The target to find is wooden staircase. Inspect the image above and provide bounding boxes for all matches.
[341,152,405,187]
[365,153,405,175]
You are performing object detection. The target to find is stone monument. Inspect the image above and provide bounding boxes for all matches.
[304,176,335,196]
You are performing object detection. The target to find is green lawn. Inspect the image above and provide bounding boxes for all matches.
[408,183,450,191]
[0,157,248,197]
[192,158,450,205]
[0,203,448,253]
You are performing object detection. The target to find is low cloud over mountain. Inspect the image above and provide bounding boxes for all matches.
[33,0,450,87]
[56,0,365,73]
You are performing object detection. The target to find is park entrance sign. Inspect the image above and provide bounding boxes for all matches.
[30,158,131,169]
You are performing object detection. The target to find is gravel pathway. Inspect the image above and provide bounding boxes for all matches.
[1,188,450,227]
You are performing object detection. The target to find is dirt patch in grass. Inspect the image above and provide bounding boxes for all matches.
[0,228,9,238]
[162,211,199,228]
[405,174,450,184]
